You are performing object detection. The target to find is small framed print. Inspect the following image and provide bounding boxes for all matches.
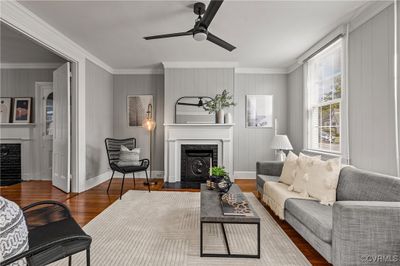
[13,97,32,123]
[246,95,273,128]
[127,95,153,127]
[0,97,12,123]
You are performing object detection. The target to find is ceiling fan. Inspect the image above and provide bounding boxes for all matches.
[143,0,236,52]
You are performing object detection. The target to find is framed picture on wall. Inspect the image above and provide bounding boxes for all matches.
[0,97,12,123]
[127,95,153,127]
[13,97,32,123]
[246,95,273,128]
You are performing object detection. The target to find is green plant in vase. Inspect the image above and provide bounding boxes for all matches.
[203,90,236,124]
[207,166,232,192]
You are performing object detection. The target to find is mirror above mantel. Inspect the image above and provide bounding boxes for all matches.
[175,96,215,124]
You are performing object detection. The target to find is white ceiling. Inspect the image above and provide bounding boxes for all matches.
[1,22,65,63]
[18,0,368,70]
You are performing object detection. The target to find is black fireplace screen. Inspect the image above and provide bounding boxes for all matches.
[181,145,218,183]
[0,144,22,186]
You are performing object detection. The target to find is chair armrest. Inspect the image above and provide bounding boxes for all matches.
[139,159,150,168]
[0,235,92,266]
[256,161,284,176]
[22,200,71,216]
[332,201,400,266]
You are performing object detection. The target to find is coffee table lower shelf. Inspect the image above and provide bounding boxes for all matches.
[200,221,261,259]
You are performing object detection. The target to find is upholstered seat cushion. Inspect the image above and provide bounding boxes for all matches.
[285,198,333,243]
[256,174,279,190]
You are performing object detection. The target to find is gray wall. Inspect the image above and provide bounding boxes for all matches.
[287,66,304,154]
[164,68,235,124]
[85,59,114,179]
[286,4,398,176]
[113,74,164,171]
[0,68,54,119]
[234,73,288,171]
[348,4,397,176]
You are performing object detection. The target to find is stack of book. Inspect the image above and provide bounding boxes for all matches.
[220,193,254,216]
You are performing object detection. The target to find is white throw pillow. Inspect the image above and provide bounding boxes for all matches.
[306,157,341,205]
[278,151,298,185]
[288,153,321,196]
[119,146,141,166]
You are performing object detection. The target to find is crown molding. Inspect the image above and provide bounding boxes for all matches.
[162,61,238,69]
[0,62,63,69]
[113,68,164,75]
[0,0,114,74]
[286,63,302,74]
[235,67,288,74]
[349,1,393,33]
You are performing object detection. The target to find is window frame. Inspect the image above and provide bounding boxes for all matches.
[304,38,344,155]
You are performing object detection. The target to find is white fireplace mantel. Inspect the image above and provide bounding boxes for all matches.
[164,124,234,183]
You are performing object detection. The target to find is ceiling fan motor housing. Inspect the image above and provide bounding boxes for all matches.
[194,2,206,16]
[193,26,208,41]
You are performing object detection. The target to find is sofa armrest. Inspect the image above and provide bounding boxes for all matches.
[256,161,284,177]
[332,201,400,266]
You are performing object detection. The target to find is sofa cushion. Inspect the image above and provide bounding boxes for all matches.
[256,174,279,189]
[337,166,400,201]
[285,198,333,243]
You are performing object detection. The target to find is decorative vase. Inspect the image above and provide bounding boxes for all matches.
[216,110,225,124]
[224,113,232,124]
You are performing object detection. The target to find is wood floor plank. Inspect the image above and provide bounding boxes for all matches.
[0,179,330,265]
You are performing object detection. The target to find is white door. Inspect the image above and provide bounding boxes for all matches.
[52,62,71,192]
[36,82,53,180]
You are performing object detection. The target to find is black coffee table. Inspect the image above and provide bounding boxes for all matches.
[200,184,261,258]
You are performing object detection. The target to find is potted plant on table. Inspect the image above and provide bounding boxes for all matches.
[203,90,236,124]
[207,166,232,193]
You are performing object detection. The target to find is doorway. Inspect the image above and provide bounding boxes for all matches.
[36,82,54,181]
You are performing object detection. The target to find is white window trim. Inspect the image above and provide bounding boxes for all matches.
[303,36,349,162]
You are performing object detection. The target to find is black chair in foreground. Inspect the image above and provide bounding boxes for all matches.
[0,200,91,266]
[105,138,151,199]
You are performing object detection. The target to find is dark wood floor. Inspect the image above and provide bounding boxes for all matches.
[1,178,330,266]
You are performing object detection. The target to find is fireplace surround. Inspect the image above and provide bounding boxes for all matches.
[164,123,234,183]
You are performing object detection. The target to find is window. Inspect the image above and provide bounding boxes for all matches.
[306,39,343,153]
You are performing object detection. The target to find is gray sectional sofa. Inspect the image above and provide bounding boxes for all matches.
[256,161,400,265]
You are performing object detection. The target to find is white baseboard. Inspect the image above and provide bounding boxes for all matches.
[233,171,256,179]
[84,170,113,191]
[84,170,164,191]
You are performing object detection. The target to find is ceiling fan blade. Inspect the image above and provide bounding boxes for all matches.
[207,32,236,52]
[144,30,193,40]
[200,0,224,28]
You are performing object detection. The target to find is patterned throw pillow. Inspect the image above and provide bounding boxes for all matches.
[0,197,29,266]
[118,145,141,166]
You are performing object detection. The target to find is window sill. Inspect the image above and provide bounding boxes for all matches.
[302,149,341,158]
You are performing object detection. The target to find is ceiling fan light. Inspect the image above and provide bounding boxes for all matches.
[193,32,207,42]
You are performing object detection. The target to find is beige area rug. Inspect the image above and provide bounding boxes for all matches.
[55,191,310,266]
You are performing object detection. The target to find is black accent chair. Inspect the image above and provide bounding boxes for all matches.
[0,201,91,266]
[105,138,151,199]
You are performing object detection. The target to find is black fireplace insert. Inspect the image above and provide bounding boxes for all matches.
[0,143,22,186]
[181,144,218,183]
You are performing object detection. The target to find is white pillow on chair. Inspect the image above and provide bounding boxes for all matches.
[118,146,141,166]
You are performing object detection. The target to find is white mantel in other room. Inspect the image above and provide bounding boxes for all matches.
[164,124,234,183]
